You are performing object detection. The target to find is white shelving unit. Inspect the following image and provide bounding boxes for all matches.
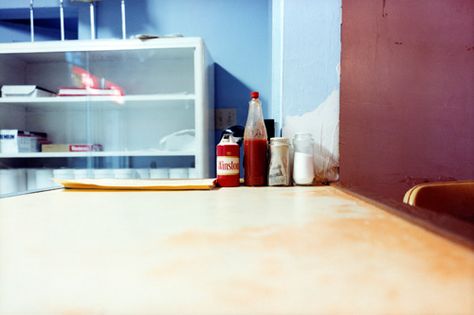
[0,38,214,196]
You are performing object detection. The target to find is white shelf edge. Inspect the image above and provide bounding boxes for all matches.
[0,94,195,104]
[0,38,203,54]
[0,150,195,158]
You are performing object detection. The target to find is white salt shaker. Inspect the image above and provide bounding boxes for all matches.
[292,133,314,185]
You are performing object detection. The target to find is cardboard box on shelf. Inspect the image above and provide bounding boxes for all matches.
[69,144,103,152]
[41,144,69,152]
[0,130,48,153]
[41,144,103,153]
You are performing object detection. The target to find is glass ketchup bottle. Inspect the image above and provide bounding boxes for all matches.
[244,91,268,186]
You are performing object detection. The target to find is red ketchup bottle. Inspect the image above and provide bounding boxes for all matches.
[244,91,268,186]
[216,134,240,187]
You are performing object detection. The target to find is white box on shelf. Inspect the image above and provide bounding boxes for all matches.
[0,129,18,153]
[0,130,47,153]
[1,85,55,97]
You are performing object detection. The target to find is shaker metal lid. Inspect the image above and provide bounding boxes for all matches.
[293,132,313,140]
[270,137,290,145]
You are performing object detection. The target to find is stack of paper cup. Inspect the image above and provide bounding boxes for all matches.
[93,169,114,179]
[114,168,136,179]
[169,168,189,179]
[149,168,169,179]
[73,169,90,180]
[36,169,54,189]
[0,169,18,195]
[135,168,150,179]
[27,168,37,191]
[17,169,26,193]
[53,169,75,180]
[188,168,199,179]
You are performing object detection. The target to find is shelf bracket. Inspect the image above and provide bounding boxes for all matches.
[59,0,65,40]
[121,0,127,40]
[29,0,35,42]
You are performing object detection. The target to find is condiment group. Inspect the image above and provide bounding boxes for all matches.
[216,91,315,187]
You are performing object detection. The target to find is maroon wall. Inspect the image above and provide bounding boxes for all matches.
[340,0,474,203]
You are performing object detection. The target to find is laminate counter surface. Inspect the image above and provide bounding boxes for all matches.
[0,187,472,314]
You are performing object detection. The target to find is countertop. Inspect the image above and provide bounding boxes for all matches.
[0,186,473,315]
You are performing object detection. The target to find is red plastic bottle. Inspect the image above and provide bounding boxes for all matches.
[244,91,268,186]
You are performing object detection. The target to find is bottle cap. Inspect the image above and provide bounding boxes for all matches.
[250,91,259,99]
[218,133,239,145]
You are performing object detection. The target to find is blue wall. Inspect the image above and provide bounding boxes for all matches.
[93,0,271,125]
[281,0,340,116]
[0,4,78,41]
[0,0,272,127]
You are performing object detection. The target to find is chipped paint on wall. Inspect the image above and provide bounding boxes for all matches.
[283,89,340,182]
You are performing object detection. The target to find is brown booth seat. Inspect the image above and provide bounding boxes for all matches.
[404,180,474,223]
